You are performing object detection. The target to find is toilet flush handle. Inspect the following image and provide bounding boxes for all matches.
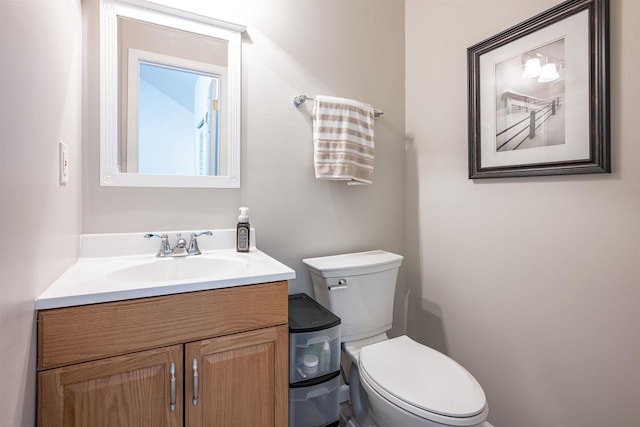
[328,279,348,291]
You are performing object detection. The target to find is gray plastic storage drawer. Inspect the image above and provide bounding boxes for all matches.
[288,293,341,384]
[289,373,340,427]
[290,325,341,383]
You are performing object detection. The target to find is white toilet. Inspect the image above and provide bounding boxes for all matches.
[303,250,489,427]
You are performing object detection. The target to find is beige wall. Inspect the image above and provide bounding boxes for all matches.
[405,1,640,426]
[0,0,83,425]
[83,0,406,301]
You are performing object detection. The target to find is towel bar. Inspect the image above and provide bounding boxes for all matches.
[293,95,383,118]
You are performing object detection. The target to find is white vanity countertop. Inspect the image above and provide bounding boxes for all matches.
[36,229,295,310]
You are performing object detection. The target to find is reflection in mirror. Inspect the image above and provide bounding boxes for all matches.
[126,49,226,176]
[100,0,244,188]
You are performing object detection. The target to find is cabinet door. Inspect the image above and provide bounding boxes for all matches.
[185,325,288,427]
[38,345,183,427]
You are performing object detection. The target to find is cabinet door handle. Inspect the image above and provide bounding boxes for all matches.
[192,358,199,406]
[169,362,176,412]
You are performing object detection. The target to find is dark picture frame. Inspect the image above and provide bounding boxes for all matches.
[468,0,609,179]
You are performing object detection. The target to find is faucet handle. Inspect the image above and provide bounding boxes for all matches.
[144,233,167,239]
[193,231,213,238]
[188,231,213,255]
[144,233,171,257]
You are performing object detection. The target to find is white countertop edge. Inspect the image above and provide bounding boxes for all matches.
[35,270,295,310]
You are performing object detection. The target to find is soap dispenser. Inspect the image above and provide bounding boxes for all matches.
[236,207,250,252]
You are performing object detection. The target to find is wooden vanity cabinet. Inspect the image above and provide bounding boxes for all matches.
[38,345,184,427]
[185,327,288,426]
[37,281,289,427]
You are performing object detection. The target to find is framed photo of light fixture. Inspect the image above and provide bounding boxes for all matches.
[467,0,609,179]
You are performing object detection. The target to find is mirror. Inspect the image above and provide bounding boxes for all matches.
[100,0,245,188]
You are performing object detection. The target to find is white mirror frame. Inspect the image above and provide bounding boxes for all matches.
[100,0,245,188]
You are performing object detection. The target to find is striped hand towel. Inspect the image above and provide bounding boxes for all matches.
[312,95,375,185]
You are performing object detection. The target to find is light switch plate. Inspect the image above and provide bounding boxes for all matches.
[59,141,69,184]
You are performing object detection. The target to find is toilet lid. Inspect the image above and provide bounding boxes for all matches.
[359,335,486,419]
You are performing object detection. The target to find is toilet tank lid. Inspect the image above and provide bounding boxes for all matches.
[303,250,403,278]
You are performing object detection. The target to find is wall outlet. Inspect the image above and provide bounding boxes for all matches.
[59,141,69,184]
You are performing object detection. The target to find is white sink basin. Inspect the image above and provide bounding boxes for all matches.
[35,229,296,310]
[106,255,249,283]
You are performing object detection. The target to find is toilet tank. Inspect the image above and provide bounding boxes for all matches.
[302,250,403,343]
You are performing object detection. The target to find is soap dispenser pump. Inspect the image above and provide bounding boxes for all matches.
[236,207,250,252]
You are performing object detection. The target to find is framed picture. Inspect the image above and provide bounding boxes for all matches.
[467,0,609,179]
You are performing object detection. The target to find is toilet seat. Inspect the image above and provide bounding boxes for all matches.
[358,335,488,426]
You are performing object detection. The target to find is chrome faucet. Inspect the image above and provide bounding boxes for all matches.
[144,233,172,257]
[188,231,213,255]
[171,233,189,257]
[145,231,213,257]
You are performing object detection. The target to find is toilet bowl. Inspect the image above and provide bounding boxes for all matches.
[356,335,488,427]
[303,250,489,427]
